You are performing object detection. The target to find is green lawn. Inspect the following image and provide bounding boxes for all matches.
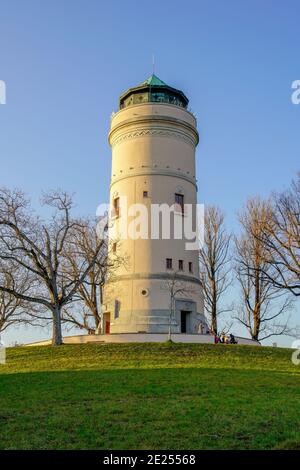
[0,342,300,450]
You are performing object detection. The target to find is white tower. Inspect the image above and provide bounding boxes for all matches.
[102,75,206,335]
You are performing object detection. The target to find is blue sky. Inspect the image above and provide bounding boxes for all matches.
[0,0,299,346]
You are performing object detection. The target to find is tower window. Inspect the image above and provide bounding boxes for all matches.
[143,191,148,198]
[179,260,184,271]
[166,258,173,270]
[114,300,120,319]
[113,197,120,218]
[189,262,193,273]
[112,242,117,253]
[175,193,184,213]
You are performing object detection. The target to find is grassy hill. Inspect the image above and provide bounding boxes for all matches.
[0,342,300,450]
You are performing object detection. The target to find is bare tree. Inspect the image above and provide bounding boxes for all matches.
[199,205,231,334]
[0,263,36,333]
[62,221,124,334]
[235,198,293,341]
[0,188,105,345]
[162,272,195,341]
[257,173,300,296]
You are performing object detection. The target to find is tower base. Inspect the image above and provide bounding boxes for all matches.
[24,333,261,346]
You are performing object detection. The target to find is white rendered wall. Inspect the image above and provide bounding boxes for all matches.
[103,102,205,334]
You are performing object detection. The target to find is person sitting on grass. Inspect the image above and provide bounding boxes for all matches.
[229,333,238,344]
[214,334,221,344]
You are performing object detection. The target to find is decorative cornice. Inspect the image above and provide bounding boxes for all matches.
[106,272,201,286]
[110,168,197,189]
[110,127,196,148]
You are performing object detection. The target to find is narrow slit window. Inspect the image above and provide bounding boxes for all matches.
[175,193,184,213]
[113,197,120,217]
[166,258,173,270]
[114,300,120,319]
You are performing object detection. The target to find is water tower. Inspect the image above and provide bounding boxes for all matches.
[101,75,207,335]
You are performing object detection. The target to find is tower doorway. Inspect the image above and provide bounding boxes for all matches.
[180,311,191,333]
[104,312,111,334]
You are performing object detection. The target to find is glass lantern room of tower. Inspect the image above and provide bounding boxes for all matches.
[119,74,189,110]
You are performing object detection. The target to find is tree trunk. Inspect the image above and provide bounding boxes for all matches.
[252,270,261,341]
[52,306,63,346]
[168,310,172,341]
[168,298,173,341]
[211,286,218,334]
[211,277,218,334]
[92,305,100,330]
[252,309,260,341]
[211,311,217,335]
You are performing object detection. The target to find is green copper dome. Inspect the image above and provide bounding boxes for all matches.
[119,74,189,110]
[139,74,168,87]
